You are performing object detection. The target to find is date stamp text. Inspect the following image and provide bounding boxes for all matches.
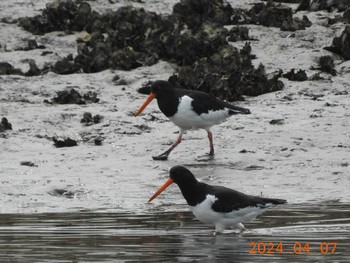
[249,241,337,255]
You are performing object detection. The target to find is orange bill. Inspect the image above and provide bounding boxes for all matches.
[135,93,156,116]
[148,178,174,203]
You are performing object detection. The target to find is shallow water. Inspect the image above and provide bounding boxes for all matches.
[0,201,349,262]
[1,0,350,262]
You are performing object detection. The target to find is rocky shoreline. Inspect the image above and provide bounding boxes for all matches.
[1,0,349,102]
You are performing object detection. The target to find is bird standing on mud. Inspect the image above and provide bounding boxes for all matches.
[135,80,251,160]
[148,166,287,234]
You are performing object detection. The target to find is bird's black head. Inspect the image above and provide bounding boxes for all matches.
[169,166,198,187]
[169,166,205,206]
[151,80,174,98]
[135,80,176,117]
[148,166,198,204]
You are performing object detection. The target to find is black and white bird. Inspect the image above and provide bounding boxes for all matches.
[135,80,251,160]
[148,166,287,234]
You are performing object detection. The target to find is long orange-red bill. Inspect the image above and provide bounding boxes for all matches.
[135,93,156,116]
[148,178,174,203]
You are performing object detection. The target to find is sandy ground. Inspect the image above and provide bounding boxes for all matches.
[0,0,349,216]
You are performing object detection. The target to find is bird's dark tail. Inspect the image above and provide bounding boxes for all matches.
[228,105,251,115]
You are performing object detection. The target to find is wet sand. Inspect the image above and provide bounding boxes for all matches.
[1,0,350,262]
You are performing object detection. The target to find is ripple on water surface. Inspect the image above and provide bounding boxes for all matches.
[0,201,349,262]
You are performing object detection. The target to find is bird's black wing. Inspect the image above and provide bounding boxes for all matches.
[176,89,232,114]
[204,184,286,213]
[176,89,250,115]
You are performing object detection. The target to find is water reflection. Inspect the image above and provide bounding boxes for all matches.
[0,201,349,262]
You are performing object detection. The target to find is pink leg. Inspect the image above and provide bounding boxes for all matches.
[170,133,182,150]
[207,130,214,157]
[153,132,183,160]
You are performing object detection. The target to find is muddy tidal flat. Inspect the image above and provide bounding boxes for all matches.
[1,0,350,262]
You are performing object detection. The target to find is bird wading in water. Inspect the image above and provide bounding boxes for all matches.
[148,166,287,234]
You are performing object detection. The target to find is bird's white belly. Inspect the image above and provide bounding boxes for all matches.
[190,195,264,228]
[169,96,230,130]
[190,195,222,224]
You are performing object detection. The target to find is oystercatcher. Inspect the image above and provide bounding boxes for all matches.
[135,80,251,160]
[148,166,287,234]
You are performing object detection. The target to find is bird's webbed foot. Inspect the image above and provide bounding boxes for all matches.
[152,149,172,161]
[196,153,215,162]
[152,153,169,161]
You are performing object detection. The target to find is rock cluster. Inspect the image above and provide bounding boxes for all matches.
[80,112,103,126]
[50,88,99,104]
[283,69,308,81]
[19,1,101,34]
[319,56,337,76]
[52,136,78,148]
[2,0,347,100]
[324,25,350,61]
[297,0,350,12]
[0,117,12,132]
[10,0,290,100]
[232,1,312,31]
[0,62,23,75]
[228,27,254,42]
